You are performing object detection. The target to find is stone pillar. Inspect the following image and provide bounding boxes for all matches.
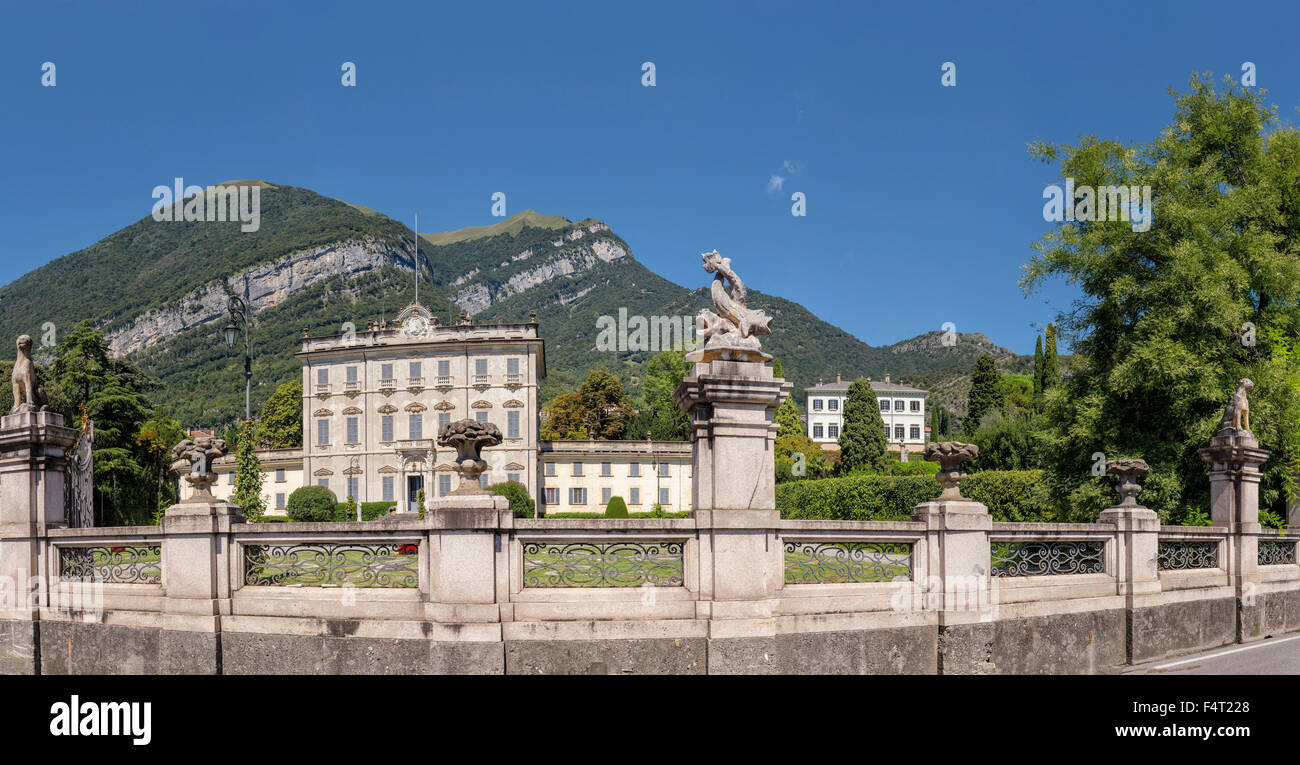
[1099,459,1161,600]
[1199,432,1270,641]
[160,495,244,674]
[0,411,78,674]
[675,359,791,674]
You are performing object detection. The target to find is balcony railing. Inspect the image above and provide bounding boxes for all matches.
[472,374,490,386]
[378,378,396,390]
[435,375,453,388]
[505,373,523,385]
[407,377,424,389]
[344,380,360,391]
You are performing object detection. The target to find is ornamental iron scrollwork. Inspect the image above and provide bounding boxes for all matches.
[522,541,684,587]
[59,546,161,584]
[1258,540,1297,566]
[783,542,912,584]
[243,543,419,588]
[1157,540,1220,570]
[991,540,1104,577]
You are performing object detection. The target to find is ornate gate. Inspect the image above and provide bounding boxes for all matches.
[64,418,94,527]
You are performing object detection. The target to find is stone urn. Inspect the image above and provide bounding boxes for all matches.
[924,441,979,499]
[437,419,502,495]
[170,436,229,500]
[1106,458,1150,507]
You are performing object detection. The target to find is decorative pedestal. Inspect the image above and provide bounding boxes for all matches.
[1199,432,1270,640]
[676,359,790,673]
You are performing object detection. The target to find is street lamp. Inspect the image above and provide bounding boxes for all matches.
[222,296,253,421]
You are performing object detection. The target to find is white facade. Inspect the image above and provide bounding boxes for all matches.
[185,449,304,515]
[299,303,544,512]
[805,375,928,453]
[537,440,692,515]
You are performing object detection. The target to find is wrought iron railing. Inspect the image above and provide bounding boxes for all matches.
[59,545,161,584]
[522,541,684,587]
[991,540,1104,577]
[783,541,912,584]
[243,542,419,588]
[1158,540,1220,570]
[1258,539,1298,566]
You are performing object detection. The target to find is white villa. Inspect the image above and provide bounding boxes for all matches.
[805,374,929,454]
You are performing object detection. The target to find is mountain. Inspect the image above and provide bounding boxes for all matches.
[0,182,1031,428]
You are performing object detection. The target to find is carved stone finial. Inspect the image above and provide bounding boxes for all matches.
[458,309,473,326]
[1217,378,1254,436]
[686,250,773,363]
[436,419,502,495]
[170,436,229,500]
[10,334,50,415]
[1106,458,1150,507]
[924,441,979,499]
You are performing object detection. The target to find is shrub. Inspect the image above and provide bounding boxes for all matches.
[776,475,941,520]
[604,495,629,518]
[884,459,940,477]
[333,501,397,522]
[489,481,535,518]
[254,515,293,523]
[286,486,338,522]
[960,470,1054,522]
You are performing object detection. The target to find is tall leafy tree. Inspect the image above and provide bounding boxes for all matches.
[137,412,186,516]
[541,368,635,440]
[772,359,804,440]
[232,421,266,520]
[257,378,303,448]
[1022,73,1300,520]
[636,349,691,441]
[965,355,1002,432]
[838,377,888,473]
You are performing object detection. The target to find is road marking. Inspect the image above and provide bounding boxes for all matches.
[1146,633,1300,671]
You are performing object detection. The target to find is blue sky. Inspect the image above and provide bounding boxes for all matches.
[2,0,1297,355]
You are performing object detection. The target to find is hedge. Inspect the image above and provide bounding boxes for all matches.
[543,510,692,519]
[333,501,398,521]
[286,486,339,522]
[775,470,1052,522]
[489,481,536,519]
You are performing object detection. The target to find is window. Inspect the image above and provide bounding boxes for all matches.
[910,400,921,412]
[601,461,612,477]
[601,487,612,504]
[828,424,839,438]
[894,425,905,440]
[381,363,393,380]
[507,472,520,484]
[544,462,556,477]
[894,400,905,411]
[475,358,488,375]
[570,487,586,505]
[438,412,450,429]
[438,359,450,377]
[507,357,519,375]
[347,476,359,500]
[659,488,670,506]
[346,417,359,444]
[275,493,286,510]
[382,476,394,502]
[228,472,236,485]
[317,478,329,489]
[439,474,451,496]
[812,398,823,411]
[479,474,489,489]
[317,368,328,385]
[409,361,422,379]
[629,462,640,477]
[828,399,839,411]
[409,413,422,440]
[544,487,558,505]
[381,415,394,442]
[879,399,889,412]
[475,411,488,423]
[346,366,358,382]
[813,424,824,438]
[910,425,921,440]
[658,462,670,477]
[883,425,889,437]
[507,410,520,438]
[275,469,285,483]
[630,487,641,505]
[572,462,583,477]
[316,420,329,446]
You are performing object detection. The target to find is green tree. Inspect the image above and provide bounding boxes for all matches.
[838,377,888,473]
[1022,73,1300,520]
[137,412,186,515]
[541,368,635,440]
[1042,323,1060,390]
[257,379,303,448]
[604,495,629,518]
[966,355,1001,432]
[1033,334,1045,412]
[489,480,535,518]
[634,349,691,441]
[232,421,266,520]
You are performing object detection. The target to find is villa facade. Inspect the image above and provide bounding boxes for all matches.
[805,374,929,453]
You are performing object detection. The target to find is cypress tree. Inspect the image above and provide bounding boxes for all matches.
[232,421,266,521]
[1033,334,1044,412]
[966,355,1002,433]
[1043,323,1060,390]
[838,377,887,473]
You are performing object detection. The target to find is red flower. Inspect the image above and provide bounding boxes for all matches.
[397,544,418,556]
[110,546,126,553]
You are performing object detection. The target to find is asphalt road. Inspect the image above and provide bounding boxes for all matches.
[1123,633,1300,674]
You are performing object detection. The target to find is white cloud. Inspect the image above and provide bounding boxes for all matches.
[783,160,801,174]
[766,175,785,193]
